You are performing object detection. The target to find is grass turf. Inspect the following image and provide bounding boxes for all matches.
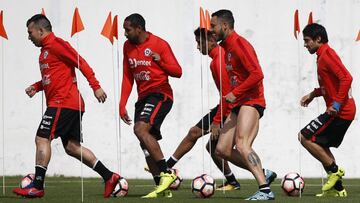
[1,176,360,202]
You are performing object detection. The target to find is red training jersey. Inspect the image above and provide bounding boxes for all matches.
[209,45,232,124]
[220,31,266,108]
[31,32,101,111]
[120,32,182,117]
[313,43,356,120]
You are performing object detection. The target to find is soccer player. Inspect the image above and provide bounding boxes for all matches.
[166,27,242,190]
[299,23,355,197]
[210,9,275,200]
[12,14,121,198]
[120,13,182,198]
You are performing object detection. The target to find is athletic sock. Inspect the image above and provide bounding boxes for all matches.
[324,162,338,173]
[259,184,271,194]
[166,156,178,168]
[156,159,170,173]
[93,160,113,181]
[33,165,47,190]
[154,175,161,186]
[334,180,344,191]
[224,172,237,184]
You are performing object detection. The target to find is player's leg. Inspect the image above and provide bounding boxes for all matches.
[233,105,274,200]
[134,94,176,197]
[60,108,120,198]
[215,112,250,169]
[167,107,216,168]
[62,138,120,197]
[300,113,351,193]
[206,139,240,190]
[140,142,161,185]
[12,107,59,197]
[167,126,203,168]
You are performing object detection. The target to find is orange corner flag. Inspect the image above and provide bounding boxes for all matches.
[101,12,113,44]
[356,30,360,42]
[71,7,85,37]
[308,12,313,25]
[294,9,300,39]
[205,10,211,31]
[200,7,206,29]
[41,8,46,16]
[111,15,118,40]
[0,10,8,40]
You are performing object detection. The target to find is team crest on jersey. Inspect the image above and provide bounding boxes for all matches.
[43,51,49,59]
[144,48,152,57]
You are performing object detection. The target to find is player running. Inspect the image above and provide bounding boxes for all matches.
[299,23,356,197]
[120,13,182,198]
[210,9,276,200]
[12,14,121,198]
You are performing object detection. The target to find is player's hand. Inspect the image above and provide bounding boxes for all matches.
[121,111,132,125]
[223,92,236,103]
[94,88,107,103]
[151,52,161,62]
[326,106,338,116]
[300,92,314,107]
[25,86,37,98]
[210,123,221,140]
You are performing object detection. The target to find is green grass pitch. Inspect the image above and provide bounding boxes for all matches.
[1,176,360,202]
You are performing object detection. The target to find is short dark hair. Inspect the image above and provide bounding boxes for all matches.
[211,9,234,29]
[125,13,146,31]
[26,14,52,31]
[302,23,328,43]
[194,27,215,40]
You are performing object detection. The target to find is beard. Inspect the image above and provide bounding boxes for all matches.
[216,29,226,42]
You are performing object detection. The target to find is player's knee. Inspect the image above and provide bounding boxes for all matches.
[187,127,202,141]
[215,145,228,159]
[133,123,147,138]
[35,136,49,146]
[64,142,77,156]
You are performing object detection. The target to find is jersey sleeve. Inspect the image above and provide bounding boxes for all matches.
[31,80,43,92]
[231,39,264,98]
[211,54,231,124]
[156,40,182,78]
[119,44,134,117]
[52,39,101,91]
[324,50,353,105]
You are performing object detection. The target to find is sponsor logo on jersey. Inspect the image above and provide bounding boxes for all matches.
[144,48,152,56]
[128,58,152,68]
[134,71,151,81]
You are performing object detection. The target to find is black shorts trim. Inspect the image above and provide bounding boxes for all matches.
[231,104,265,118]
[37,107,83,145]
[300,113,352,148]
[134,93,173,140]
